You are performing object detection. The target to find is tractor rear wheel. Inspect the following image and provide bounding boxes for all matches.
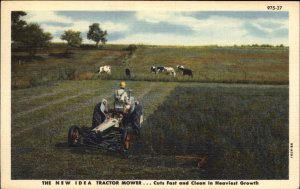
[68,126,81,147]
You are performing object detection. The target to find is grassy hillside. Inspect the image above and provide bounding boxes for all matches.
[11,45,288,89]
[11,80,288,179]
[11,44,289,179]
[131,46,288,83]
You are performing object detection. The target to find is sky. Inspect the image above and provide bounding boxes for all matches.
[23,11,289,46]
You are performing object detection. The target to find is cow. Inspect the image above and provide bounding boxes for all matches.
[150,66,165,74]
[177,65,193,77]
[156,66,165,73]
[177,65,184,71]
[97,65,111,75]
[150,66,156,73]
[182,68,193,78]
[163,67,176,77]
[125,68,131,78]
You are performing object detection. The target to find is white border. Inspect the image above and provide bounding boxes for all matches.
[1,1,299,189]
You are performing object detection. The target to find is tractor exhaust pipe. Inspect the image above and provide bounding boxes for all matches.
[128,89,132,100]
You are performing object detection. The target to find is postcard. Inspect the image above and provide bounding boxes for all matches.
[1,1,299,189]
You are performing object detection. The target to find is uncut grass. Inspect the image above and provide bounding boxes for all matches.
[136,83,288,179]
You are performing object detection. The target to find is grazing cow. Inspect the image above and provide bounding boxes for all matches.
[163,67,176,77]
[177,65,184,71]
[150,66,165,74]
[125,68,131,78]
[97,65,111,75]
[177,65,193,77]
[156,66,165,73]
[150,66,156,73]
[182,68,193,78]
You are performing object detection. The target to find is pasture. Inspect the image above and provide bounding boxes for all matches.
[11,80,288,179]
[11,45,288,89]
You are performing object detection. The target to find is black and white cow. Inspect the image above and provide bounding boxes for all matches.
[177,65,193,77]
[182,68,193,77]
[150,66,165,74]
[125,68,131,78]
[156,66,165,73]
[150,66,156,73]
[97,65,111,75]
[177,65,184,71]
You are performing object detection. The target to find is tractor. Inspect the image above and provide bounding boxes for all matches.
[67,90,143,155]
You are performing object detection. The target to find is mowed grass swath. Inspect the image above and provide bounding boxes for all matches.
[11,45,288,89]
[11,44,289,179]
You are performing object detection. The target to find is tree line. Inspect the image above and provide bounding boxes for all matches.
[12,11,108,55]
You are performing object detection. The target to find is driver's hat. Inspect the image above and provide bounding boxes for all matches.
[120,81,126,89]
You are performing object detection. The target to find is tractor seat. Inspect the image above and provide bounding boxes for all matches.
[114,100,125,113]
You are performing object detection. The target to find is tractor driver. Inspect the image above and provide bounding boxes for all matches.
[114,81,131,113]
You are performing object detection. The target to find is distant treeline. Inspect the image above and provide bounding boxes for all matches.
[12,43,138,52]
[235,44,286,48]
[12,42,287,52]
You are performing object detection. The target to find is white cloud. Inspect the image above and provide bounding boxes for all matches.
[250,18,288,33]
[111,31,288,46]
[136,11,287,33]
[72,21,91,32]
[24,11,73,24]
[136,12,176,23]
[24,11,129,41]
[101,22,129,32]
[51,36,64,43]
[40,24,66,34]
[134,11,287,45]
[135,12,248,39]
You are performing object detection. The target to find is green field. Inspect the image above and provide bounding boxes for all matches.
[11,45,289,179]
[11,80,288,179]
[12,45,288,89]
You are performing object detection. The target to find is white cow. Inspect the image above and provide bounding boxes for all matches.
[163,67,176,77]
[98,65,111,75]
